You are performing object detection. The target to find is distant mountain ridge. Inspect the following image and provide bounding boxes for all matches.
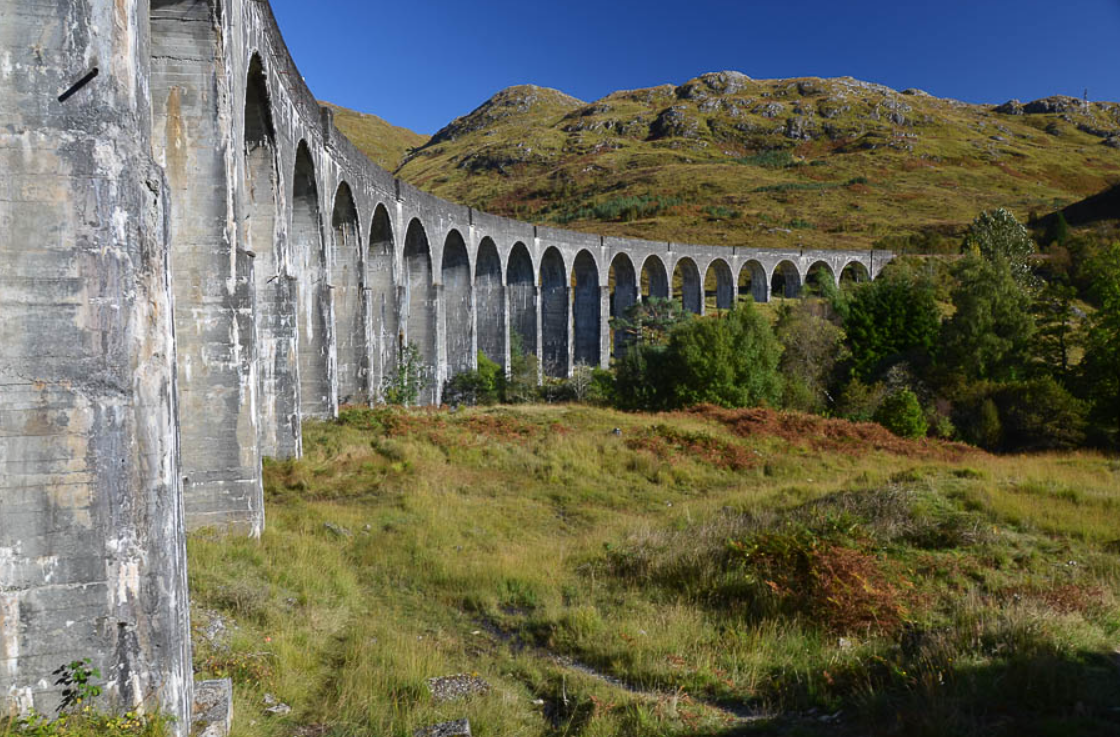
[328,72,1120,250]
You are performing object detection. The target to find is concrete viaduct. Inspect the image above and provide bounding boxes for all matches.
[0,0,890,731]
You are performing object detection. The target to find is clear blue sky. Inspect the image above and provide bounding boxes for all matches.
[270,0,1120,136]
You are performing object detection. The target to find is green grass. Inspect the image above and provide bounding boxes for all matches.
[334,73,1120,252]
[186,405,1120,737]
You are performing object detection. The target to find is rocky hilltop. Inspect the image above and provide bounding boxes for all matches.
[333,72,1120,251]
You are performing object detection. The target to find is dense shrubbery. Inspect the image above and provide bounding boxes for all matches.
[437,209,1118,452]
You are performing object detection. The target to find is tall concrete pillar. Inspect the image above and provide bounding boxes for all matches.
[0,0,191,729]
[150,0,263,535]
[599,289,612,369]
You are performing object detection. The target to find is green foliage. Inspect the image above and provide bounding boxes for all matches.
[776,303,849,413]
[444,352,504,407]
[611,297,689,348]
[381,342,429,406]
[665,305,784,409]
[1043,212,1071,248]
[835,378,887,422]
[873,389,929,438]
[503,332,539,404]
[554,195,683,224]
[941,254,1036,382]
[52,660,100,715]
[2,711,170,737]
[961,208,1037,284]
[842,267,942,381]
[994,377,1088,452]
[702,205,740,220]
[1031,280,1079,381]
[1080,242,1120,445]
[612,342,674,411]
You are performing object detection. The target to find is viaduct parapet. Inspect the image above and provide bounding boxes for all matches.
[0,1,891,731]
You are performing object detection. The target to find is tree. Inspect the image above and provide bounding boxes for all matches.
[1032,281,1079,382]
[842,267,942,381]
[940,254,1036,382]
[611,296,689,348]
[1042,212,1071,250]
[666,305,783,409]
[873,389,928,438]
[962,208,1036,285]
[775,302,849,413]
[1080,242,1120,445]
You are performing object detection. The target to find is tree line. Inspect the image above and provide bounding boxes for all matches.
[436,209,1119,451]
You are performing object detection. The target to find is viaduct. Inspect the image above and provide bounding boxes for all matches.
[0,0,891,731]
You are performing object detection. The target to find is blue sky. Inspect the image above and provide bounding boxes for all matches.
[270,0,1120,136]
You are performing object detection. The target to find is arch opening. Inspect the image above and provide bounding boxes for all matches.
[244,54,298,458]
[572,250,601,368]
[673,257,703,314]
[476,238,505,367]
[609,253,638,359]
[442,230,474,381]
[841,260,871,286]
[540,247,568,378]
[332,183,366,405]
[805,261,836,296]
[369,205,397,398]
[507,243,537,364]
[404,219,437,403]
[738,260,768,304]
[771,260,802,299]
[704,259,734,312]
[293,143,332,417]
[641,255,669,301]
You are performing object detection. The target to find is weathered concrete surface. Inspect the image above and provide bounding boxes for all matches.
[0,0,191,730]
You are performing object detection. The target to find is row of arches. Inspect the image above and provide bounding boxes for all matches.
[240,51,877,445]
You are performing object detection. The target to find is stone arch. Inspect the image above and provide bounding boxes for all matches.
[805,260,836,295]
[507,242,537,362]
[641,254,670,301]
[572,250,601,368]
[441,229,474,380]
[404,219,437,402]
[770,259,802,299]
[704,258,735,311]
[243,53,298,458]
[739,259,768,303]
[475,237,505,367]
[369,204,397,398]
[540,247,569,378]
[609,253,638,358]
[331,182,366,405]
[674,257,703,314]
[293,142,332,418]
[841,260,871,286]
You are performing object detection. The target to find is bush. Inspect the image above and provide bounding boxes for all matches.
[835,378,887,422]
[993,377,1087,451]
[873,389,928,438]
[443,352,503,407]
[665,305,784,409]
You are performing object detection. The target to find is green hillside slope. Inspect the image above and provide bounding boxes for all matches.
[334,73,1120,251]
[324,102,429,171]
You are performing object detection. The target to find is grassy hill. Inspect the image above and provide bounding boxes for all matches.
[188,405,1120,737]
[330,73,1120,251]
[325,102,429,171]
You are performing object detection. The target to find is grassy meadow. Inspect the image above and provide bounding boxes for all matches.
[186,405,1120,737]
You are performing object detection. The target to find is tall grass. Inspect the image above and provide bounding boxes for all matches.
[185,406,1120,737]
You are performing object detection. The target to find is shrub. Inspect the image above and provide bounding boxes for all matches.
[443,352,503,406]
[874,389,928,438]
[993,377,1088,451]
[665,305,784,409]
[835,378,887,422]
[381,342,428,406]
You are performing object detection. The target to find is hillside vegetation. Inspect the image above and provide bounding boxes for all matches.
[329,72,1120,251]
[186,405,1120,737]
[325,103,429,172]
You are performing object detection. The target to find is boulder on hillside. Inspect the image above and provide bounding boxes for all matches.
[650,106,702,139]
[995,99,1024,115]
[1023,96,1082,114]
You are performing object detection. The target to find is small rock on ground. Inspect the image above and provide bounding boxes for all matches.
[414,719,471,737]
[426,674,490,703]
